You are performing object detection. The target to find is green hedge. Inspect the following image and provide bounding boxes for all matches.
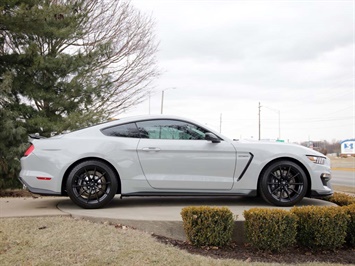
[180,206,235,247]
[344,204,355,246]
[291,206,349,250]
[182,200,354,251]
[243,208,298,252]
[324,192,355,206]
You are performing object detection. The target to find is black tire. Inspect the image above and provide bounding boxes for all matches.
[66,160,118,209]
[259,160,308,206]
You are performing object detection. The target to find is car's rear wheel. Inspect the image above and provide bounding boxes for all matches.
[259,160,308,206]
[66,160,118,209]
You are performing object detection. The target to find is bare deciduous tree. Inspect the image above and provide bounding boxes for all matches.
[69,0,159,116]
[0,0,159,136]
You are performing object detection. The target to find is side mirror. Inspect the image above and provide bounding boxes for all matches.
[205,132,221,143]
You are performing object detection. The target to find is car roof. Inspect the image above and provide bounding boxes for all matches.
[66,114,231,140]
[108,114,200,125]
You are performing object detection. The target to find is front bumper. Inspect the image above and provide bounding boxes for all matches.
[310,189,333,198]
[307,156,333,198]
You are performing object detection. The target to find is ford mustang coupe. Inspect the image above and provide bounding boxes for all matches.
[20,115,333,209]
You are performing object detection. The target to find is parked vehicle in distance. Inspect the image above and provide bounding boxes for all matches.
[20,115,333,209]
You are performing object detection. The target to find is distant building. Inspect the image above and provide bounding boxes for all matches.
[301,140,327,155]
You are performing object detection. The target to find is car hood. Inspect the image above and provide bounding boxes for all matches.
[232,139,326,157]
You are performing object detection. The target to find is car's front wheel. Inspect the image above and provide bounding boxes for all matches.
[259,160,308,206]
[66,160,118,209]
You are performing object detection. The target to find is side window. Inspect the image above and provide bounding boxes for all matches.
[136,120,208,140]
[101,123,140,138]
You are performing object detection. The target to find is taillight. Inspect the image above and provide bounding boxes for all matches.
[24,144,34,157]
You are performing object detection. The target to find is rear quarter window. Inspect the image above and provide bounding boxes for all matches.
[101,123,140,138]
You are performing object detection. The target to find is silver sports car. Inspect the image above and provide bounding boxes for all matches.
[19,115,333,209]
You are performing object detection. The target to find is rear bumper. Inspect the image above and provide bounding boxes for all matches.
[18,176,61,196]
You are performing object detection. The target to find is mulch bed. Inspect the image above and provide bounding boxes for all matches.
[153,234,355,264]
[0,189,34,197]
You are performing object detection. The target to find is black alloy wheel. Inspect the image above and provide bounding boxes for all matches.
[66,160,118,209]
[259,160,308,206]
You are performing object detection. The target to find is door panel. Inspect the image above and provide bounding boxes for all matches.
[137,139,236,190]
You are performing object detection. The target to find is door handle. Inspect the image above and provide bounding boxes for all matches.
[142,147,161,152]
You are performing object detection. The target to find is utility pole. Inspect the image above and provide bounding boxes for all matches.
[258,102,261,140]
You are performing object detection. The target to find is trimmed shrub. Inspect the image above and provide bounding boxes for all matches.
[344,204,355,246]
[243,208,298,252]
[291,206,349,250]
[180,206,235,247]
[324,192,355,206]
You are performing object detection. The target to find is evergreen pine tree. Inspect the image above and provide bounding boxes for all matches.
[0,72,27,188]
[0,0,158,185]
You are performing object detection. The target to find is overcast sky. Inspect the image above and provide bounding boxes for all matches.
[125,0,354,143]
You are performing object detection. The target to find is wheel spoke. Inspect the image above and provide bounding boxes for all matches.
[86,187,93,203]
[73,183,86,189]
[95,190,100,202]
[284,189,291,200]
[270,185,281,194]
[287,172,300,181]
[84,168,89,179]
[279,166,284,178]
[267,181,279,185]
[271,172,281,180]
[74,175,86,184]
[288,182,303,186]
[278,188,283,201]
[75,188,87,198]
[93,167,97,179]
[286,166,291,178]
[289,187,301,195]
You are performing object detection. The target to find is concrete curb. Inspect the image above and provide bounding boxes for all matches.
[0,197,70,218]
[57,196,336,244]
[1,196,336,244]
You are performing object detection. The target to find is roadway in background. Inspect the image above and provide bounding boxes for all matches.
[330,156,354,190]
[332,170,355,188]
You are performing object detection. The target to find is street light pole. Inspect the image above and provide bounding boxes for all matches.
[160,87,176,114]
[258,102,261,140]
[278,110,280,140]
[149,92,151,115]
[160,90,164,114]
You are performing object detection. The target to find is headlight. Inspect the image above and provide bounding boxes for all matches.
[306,155,326,165]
